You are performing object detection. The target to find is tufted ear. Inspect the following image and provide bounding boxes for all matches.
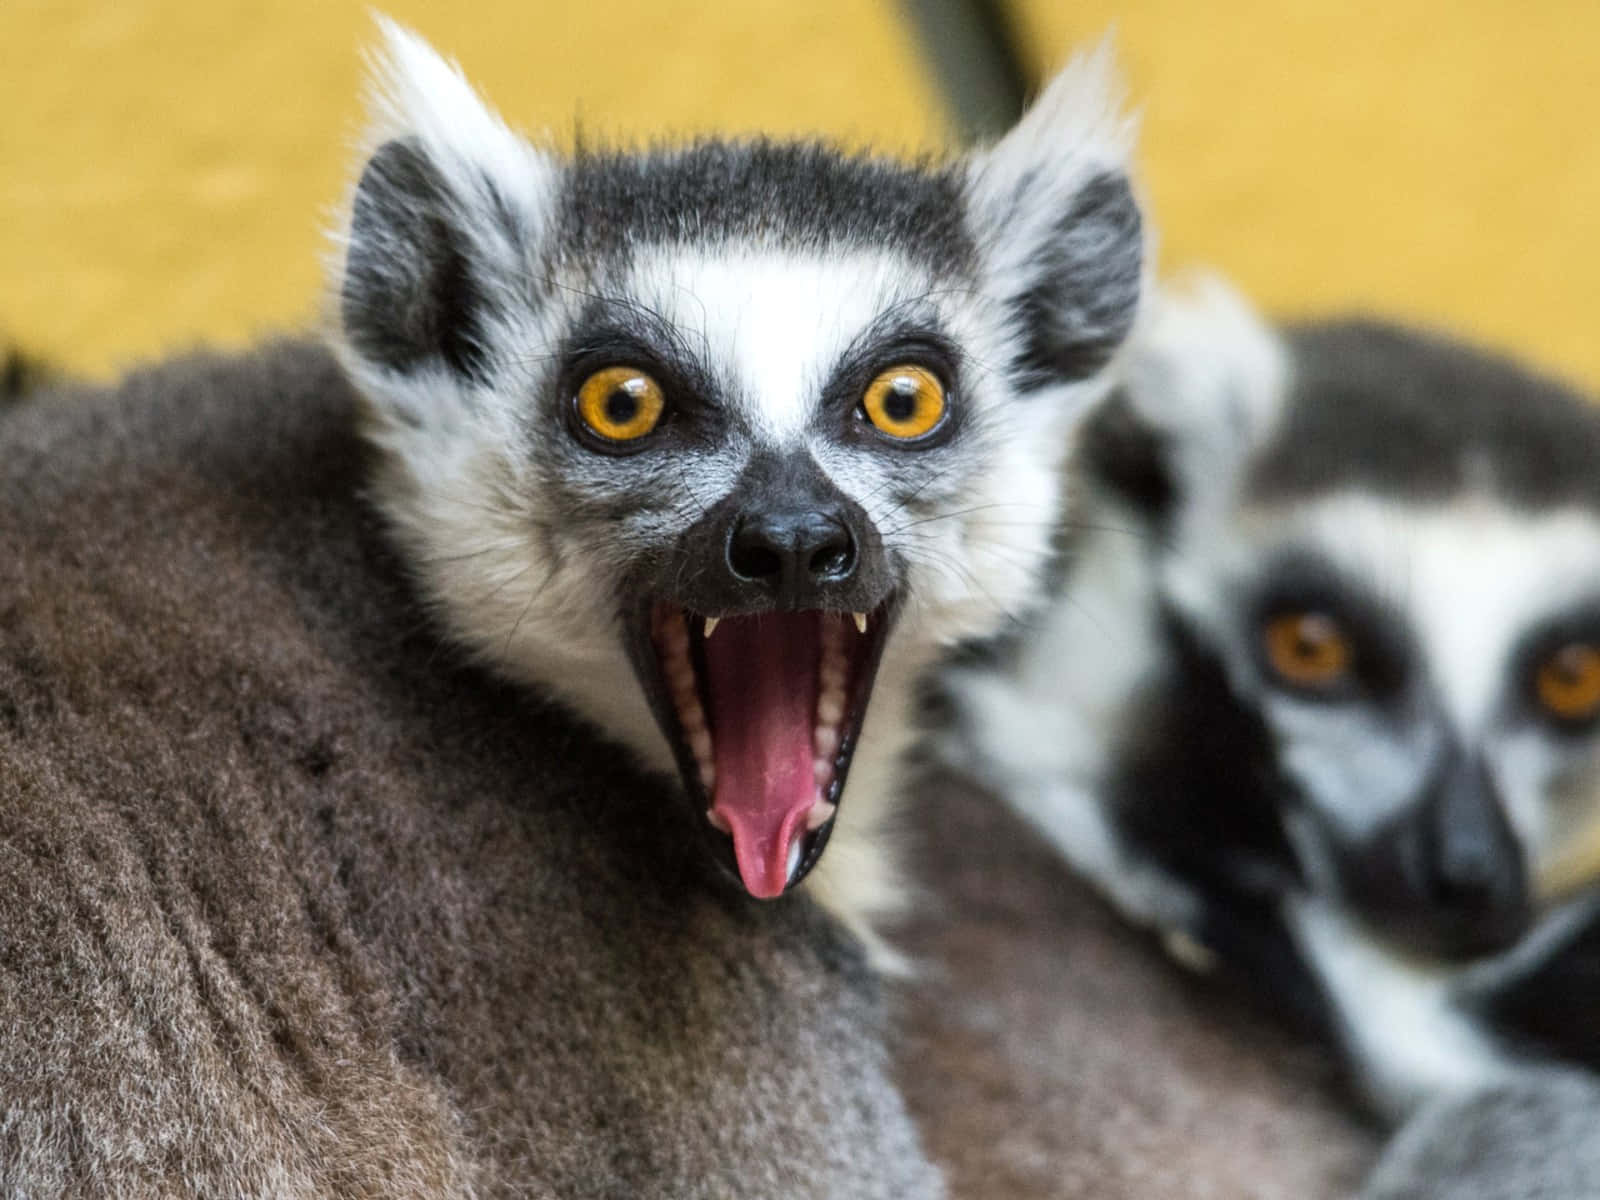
[331,20,559,400]
[965,43,1146,392]
[1120,274,1291,510]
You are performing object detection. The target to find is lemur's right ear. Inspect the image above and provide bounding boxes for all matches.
[1115,275,1291,518]
[332,20,557,398]
[965,44,1146,396]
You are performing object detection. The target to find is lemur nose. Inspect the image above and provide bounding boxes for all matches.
[727,508,858,604]
[1408,753,1530,956]
[1425,757,1524,912]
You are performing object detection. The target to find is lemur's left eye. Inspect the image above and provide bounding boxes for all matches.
[576,367,665,444]
[861,365,947,441]
[1261,611,1352,692]
[1536,643,1600,724]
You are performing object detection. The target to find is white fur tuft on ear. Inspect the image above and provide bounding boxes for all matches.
[1123,273,1291,497]
[963,40,1146,392]
[327,19,561,407]
[967,38,1137,227]
[360,17,554,218]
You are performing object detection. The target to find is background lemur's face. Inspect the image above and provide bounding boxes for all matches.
[332,26,1143,900]
[1151,316,1600,959]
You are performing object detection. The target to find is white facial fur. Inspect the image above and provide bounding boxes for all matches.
[327,21,1146,947]
[1287,896,1515,1119]
[943,482,1202,933]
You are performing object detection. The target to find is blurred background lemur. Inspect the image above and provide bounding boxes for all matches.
[944,277,1600,1195]
[0,21,1147,1197]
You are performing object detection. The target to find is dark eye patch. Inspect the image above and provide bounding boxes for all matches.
[1245,550,1413,704]
[816,307,965,451]
[1510,598,1600,733]
[554,301,730,450]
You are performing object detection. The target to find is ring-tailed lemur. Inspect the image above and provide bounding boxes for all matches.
[943,278,1600,1192]
[332,22,1144,940]
[0,21,1149,1195]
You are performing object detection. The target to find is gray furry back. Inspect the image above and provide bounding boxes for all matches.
[1362,1070,1600,1200]
[0,342,940,1198]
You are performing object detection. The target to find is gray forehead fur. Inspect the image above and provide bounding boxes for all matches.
[1250,320,1600,510]
[557,139,976,270]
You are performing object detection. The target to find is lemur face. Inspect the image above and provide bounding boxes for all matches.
[331,24,1143,904]
[1167,495,1600,957]
[1152,314,1600,960]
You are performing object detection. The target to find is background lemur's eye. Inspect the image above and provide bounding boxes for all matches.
[1262,612,1352,691]
[861,365,946,441]
[576,367,665,444]
[1536,643,1600,723]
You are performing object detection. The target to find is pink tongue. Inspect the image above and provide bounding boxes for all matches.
[703,612,820,899]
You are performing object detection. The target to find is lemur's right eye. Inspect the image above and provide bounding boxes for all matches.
[576,367,666,444]
[1536,643,1600,724]
[1261,611,1351,692]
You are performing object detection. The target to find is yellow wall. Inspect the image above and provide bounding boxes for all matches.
[5,2,1598,388]
[1017,0,1600,389]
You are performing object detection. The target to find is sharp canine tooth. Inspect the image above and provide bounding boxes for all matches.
[703,616,720,638]
[707,808,731,834]
[787,838,803,883]
[852,611,868,634]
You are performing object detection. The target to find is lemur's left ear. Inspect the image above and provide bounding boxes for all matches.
[1109,274,1290,523]
[965,43,1145,392]
[331,20,557,398]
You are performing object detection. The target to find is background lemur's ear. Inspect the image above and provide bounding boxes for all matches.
[332,20,557,396]
[965,44,1145,391]
[1107,275,1289,523]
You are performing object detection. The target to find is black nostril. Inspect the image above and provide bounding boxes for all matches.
[808,524,855,581]
[728,534,784,582]
[727,509,860,598]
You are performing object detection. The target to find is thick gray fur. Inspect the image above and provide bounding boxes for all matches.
[0,342,941,1198]
[1363,1070,1600,1200]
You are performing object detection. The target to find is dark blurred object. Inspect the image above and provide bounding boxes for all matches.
[3,344,54,404]
[900,0,1031,141]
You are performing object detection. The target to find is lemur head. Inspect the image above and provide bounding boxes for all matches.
[1119,282,1600,960]
[328,22,1144,911]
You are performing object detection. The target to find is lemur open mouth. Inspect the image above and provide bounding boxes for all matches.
[633,602,894,898]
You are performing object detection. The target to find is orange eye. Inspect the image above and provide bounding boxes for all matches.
[576,367,665,443]
[1262,612,1352,691]
[861,365,947,441]
[1536,643,1600,723]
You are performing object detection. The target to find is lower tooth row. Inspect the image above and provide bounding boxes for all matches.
[817,690,843,726]
[806,799,836,831]
[814,725,839,762]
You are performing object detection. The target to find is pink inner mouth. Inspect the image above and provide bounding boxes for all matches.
[651,607,865,899]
